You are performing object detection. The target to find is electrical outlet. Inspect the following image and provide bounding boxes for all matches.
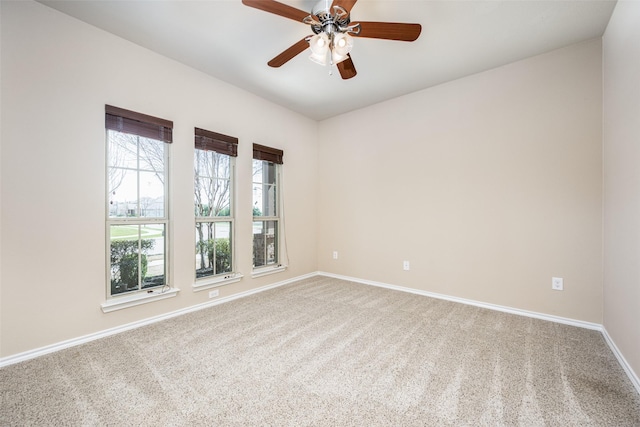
[403,260,410,271]
[209,289,219,298]
[552,277,563,291]
[333,251,338,260]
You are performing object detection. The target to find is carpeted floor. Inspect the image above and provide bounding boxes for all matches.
[1,276,639,426]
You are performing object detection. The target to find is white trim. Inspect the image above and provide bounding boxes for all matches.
[318,271,602,330]
[602,327,640,394]
[251,264,287,278]
[0,272,316,368]
[193,273,244,292]
[101,287,179,313]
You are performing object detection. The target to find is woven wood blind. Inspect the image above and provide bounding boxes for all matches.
[194,128,238,156]
[253,143,283,164]
[105,105,173,143]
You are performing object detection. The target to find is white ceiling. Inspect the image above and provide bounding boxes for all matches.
[38,0,616,121]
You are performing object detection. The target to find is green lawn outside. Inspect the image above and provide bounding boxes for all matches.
[110,225,164,240]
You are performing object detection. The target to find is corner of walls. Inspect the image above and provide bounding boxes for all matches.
[602,326,640,395]
[602,0,640,395]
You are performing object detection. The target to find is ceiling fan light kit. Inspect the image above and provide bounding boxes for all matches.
[242,0,422,79]
[308,31,353,66]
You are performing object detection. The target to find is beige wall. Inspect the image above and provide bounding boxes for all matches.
[0,1,318,357]
[318,39,603,323]
[603,0,640,381]
[0,0,620,364]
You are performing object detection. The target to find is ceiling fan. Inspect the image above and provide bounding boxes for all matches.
[242,0,422,80]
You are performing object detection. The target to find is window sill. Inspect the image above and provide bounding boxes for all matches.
[251,265,287,279]
[193,273,244,292]
[101,287,180,313]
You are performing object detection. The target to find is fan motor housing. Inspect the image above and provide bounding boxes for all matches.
[309,5,351,35]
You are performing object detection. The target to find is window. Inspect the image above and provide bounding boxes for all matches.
[252,144,283,273]
[106,105,171,298]
[194,128,238,285]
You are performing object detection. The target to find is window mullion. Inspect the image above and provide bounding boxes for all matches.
[136,135,141,218]
[212,224,217,276]
[264,225,269,264]
[137,225,142,291]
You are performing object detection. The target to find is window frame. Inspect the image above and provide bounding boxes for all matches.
[102,106,177,312]
[193,128,242,290]
[252,144,285,277]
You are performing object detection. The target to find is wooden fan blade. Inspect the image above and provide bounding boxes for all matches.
[242,0,309,22]
[353,22,422,41]
[268,37,310,67]
[331,0,358,13]
[337,55,357,80]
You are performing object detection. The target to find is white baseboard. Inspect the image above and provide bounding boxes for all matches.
[602,327,640,395]
[318,271,640,395]
[0,272,317,368]
[318,271,602,330]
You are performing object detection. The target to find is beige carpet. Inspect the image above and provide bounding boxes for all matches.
[1,276,639,426]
